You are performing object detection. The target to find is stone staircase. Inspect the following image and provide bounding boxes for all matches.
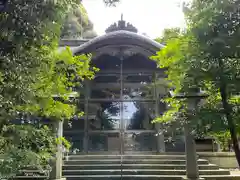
[63,154,239,180]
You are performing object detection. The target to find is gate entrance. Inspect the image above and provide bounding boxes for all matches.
[87,55,158,154]
[63,17,167,154]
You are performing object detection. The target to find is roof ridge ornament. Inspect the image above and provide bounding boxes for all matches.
[105,14,138,33]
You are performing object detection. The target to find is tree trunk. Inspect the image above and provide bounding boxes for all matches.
[220,83,240,168]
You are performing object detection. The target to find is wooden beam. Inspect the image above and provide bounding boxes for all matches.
[95,69,165,76]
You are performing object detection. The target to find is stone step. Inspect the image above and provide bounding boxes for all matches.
[63,174,183,180]
[14,170,49,180]
[64,175,240,180]
[66,154,187,160]
[63,164,219,170]
[64,159,209,165]
[14,176,48,179]
[69,152,187,155]
[62,154,236,180]
[201,175,240,180]
[62,169,230,176]
[18,170,49,174]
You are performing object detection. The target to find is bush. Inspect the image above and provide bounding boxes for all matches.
[0,124,57,179]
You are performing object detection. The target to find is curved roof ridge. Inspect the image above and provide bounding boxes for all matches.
[72,30,164,54]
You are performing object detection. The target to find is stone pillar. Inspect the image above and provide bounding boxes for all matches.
[156,123,166,153]
[213,139,221,152]
[50,120,66,180]
[155,83,165,153]
[170,90,206,180]
[184,121,199,180]
[216,143,222,152]
[184,97,202,180]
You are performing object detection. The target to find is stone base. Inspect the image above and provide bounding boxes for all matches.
[182,178,205,180]
[198,152,238,169]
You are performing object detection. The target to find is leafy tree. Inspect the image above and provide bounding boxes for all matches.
[155,28,181,45]
[152,0,240,166]
[0,0,97,177]
[0,0,117,176]
[61,2,97,39]
[61,0,121,39]
[103,0,120,6]
[0,124,56,179]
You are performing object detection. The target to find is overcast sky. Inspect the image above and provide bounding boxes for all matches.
[82,0,188,38]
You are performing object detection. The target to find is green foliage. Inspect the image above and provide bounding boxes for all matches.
[0,125,55,153]
[56,136,72,150]
[0,0,78,47]
[0,0,98,178]
[61,0,120,38]
[155,28,181,45]
[0,125,56,179]
[0,0,86,122]
[208,131,231,151]
[152,0,240,141]
[61,2,97,39]
[0,0,98,122]
[151,32,198,124]
[18,46,97,120]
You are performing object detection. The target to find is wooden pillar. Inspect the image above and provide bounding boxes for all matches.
[50,120,66,180]
[83,81,90,153]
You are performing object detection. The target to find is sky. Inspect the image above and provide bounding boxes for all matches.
[82,0,188,39]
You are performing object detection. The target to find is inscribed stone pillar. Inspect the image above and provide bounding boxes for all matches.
[50,120,66,180]
[184,121,199,180]
[155,123,166,152]
[184,99,200,180]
